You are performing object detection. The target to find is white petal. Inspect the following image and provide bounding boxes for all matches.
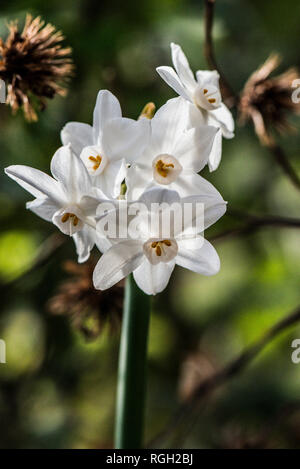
[196,70,220,90]
[176,237,220,275]
[151,97,190,154]
[208,103,235,138]
[138,186,181,208]
[125,163,153,201]
[170,170,221,198]
[95,232,112,254]
[133,258,175,295]
[203,201,227,230]
[173,125,217,172]
[60,122,94,156]
[208,128,222,172]
[93,240,143,290]
[176,192,226,235]
[5,165,65,205]
[106,159,127,198]
[26,197,59,221]
[101,117,150,164]
[51,145,91,200]
[186,101,207,127]
[79,194,102,216]
[170,42,197,92]
[94,159,126,198]
[156,66,192,101]
[73,226,95,263]
[93,90,122,143]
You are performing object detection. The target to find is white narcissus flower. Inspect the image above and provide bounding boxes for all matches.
[126,97,219,200]
[156,42,235,171]
[93,187,226,295]
[5,145,107,263]
[61,89,151,197]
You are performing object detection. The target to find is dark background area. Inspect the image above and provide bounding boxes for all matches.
[1,0,300,448]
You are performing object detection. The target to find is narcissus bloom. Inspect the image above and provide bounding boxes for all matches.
[5,145,105,263]
[61,90,150,197]
[126,97,218,200]
[157,43,234,170]
[93,187,226,295]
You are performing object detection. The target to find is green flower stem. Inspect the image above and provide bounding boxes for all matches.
[114,274,151,449]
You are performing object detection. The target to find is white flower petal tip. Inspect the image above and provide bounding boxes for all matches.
[156,66,191,101]
[176,238,221,276]
[60,122,94,157]
[133,258,176,295]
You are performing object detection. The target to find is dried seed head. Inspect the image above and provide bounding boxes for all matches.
[48,259,124,340]
[239,54,300,145]
[0,14,74,121]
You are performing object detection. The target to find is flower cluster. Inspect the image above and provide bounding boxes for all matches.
[5,43,234,295]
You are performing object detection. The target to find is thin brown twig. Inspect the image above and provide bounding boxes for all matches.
[250,108,300,192]
[204,0,236,107]
[209,210,300,243]
[148,304,300,447]
[267,139,300,192]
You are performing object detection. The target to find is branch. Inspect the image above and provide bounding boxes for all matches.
[209,210,300,243]
[149,303,300,447]
[267,140,300,193]
[250,109,300,192]
[204,0,236,106]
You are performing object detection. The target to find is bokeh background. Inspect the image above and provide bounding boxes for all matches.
[1,0,300,449]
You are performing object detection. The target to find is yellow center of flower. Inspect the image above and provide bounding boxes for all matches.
[155,160,175,178]
[89,155,102,171]
[61,212,79,226]
[151,239,172,256]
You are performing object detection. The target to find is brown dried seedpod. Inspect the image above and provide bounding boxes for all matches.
[239,54,300,145]
[0,14,74,121]
[48,258,124,340]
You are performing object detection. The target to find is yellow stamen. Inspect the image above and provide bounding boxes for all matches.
[151,239,171,257]
[89,155,102,171]
[203,89,208,94]
[208,98,216,103]
[61,212,79,226]
[162,239,171,246]
[156,160,175,178]
[156,245,162,256]
[61,213,70,223]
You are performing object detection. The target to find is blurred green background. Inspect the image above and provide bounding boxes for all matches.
[1,0,300,449]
